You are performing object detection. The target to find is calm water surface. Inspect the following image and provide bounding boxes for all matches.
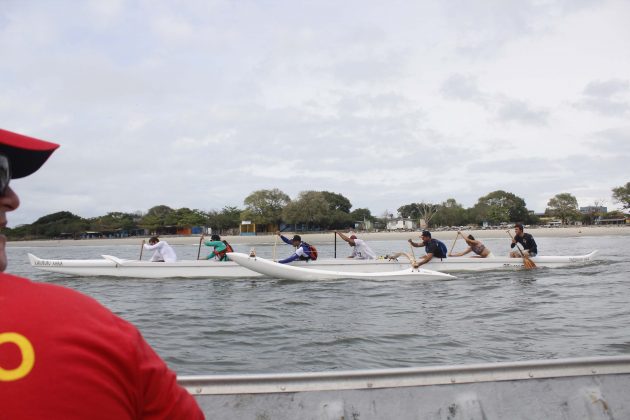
[7,234,630,375]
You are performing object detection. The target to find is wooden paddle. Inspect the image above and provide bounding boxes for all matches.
[139,240,145,260]
[197,234,204,260]
[273,233,278,262]
[409,242,416,261]
[507,230,536,269]
[449,232,461,256]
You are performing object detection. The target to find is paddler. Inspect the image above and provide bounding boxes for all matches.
[204,233,233,261]
[408,230,448,267]
[275,231,318,263]
[509,223,538,257]
[335,231,376,259]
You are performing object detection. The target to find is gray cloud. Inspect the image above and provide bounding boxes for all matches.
[575,79,630,116]
[3,0,629,226]
[496,99,549,126]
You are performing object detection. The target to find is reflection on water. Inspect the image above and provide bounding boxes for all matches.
[7,234,630,375]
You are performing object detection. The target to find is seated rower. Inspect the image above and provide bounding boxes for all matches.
[408,230,447,268]
[143,236,177,262]
[204,234,233,261]
[275,232,318,264]
[450,232,493,258]
[509,223,538,258]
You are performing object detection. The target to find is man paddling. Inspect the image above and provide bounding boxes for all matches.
[0,128,203,419]
[275,232,318,263]
[509,223,538,257]
[408,230,448,267]
[143,235,177,262]
[335,231,376,259]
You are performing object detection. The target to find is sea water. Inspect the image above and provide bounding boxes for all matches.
[6,234,630,375]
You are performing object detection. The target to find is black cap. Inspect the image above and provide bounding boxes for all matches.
[292,235,301,242]
[210,234,221,241]
[421,230,431,238]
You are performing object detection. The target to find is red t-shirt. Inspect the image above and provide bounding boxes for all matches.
[0,273,204,419]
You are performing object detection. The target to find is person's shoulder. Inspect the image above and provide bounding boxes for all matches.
[1,272,116,316]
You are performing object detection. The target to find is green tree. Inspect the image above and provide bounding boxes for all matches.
[473,190,531,224]
[397,203,420,218]
[348,208,374,230]
[546,193,580,225]
[207,206,242,232]
[282,191,330,229]
[432,198,468,227]
[173,208,207,227]
[139,205,175,231]
[242,188,291,225]
[320,191,352,213]
[7,211,87,239]
[320,191,354,228]
[89,212,137,232]
[612,182,630,210]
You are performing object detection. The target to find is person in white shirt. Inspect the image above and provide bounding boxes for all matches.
[143,236,177,262]
[335,231,376,259]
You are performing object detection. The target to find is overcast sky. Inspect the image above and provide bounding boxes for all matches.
[2,0,629,227]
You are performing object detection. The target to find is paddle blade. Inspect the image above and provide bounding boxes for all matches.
[523,256,537,269]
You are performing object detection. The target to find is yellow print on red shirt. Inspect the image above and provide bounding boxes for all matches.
[0,332,35,381]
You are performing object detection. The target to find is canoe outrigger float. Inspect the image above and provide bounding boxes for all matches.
[179,355,630,419]
[227,252,456,281]
[27,250,599,279]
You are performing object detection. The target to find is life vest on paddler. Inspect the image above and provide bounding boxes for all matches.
[215,240,234,261]
[304,242,318,260]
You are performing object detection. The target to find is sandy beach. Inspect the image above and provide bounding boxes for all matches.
[8,225,629,247]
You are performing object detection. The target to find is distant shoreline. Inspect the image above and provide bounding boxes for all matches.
[8,225,629,247]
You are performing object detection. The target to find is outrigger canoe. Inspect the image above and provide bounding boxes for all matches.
[226,252,455,281]
[27,250,599,279]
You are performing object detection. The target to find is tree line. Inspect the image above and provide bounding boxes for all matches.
[7,183,629,240]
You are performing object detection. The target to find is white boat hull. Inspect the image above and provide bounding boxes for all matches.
[27,250,599,279]
[417,250,599,271]
[28,253,259,279]
[227,252,455,281]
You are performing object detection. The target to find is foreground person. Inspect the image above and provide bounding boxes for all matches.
[0,128,203,419]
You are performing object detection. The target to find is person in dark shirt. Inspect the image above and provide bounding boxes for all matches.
[509,223,538,257]
[408,230,447,267]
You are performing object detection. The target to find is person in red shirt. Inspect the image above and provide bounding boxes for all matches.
[0,128,204,419]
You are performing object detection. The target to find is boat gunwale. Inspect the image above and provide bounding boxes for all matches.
[178,355,630,395]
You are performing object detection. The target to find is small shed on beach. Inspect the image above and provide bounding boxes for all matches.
[386,217,417,231]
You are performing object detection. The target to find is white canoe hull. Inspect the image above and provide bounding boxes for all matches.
[28,253,259,279]
[227,252,455,281]
[27,250,599,279]
[417,250,599,271]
